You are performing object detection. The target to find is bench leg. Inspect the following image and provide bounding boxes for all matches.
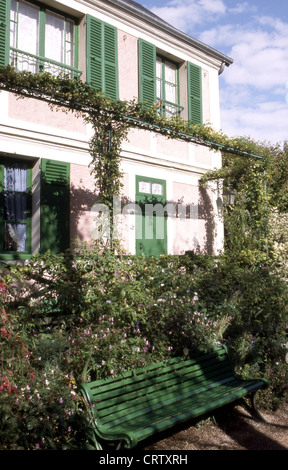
[239,393,267,423]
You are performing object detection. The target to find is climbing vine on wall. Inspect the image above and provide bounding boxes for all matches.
[0,66,287,261]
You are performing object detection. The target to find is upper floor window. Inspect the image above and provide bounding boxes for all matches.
[9,0,80,78]
[139,39,202,124]
[156,56,181,118]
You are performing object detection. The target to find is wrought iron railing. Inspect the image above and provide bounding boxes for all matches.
[10,48,82,79]
[156,99,184,118]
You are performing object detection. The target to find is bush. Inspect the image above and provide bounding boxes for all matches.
[0,240,287,448]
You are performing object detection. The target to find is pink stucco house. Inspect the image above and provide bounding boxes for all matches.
[0,0,233,260]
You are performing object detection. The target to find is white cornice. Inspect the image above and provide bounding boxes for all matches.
[76,0,233,70]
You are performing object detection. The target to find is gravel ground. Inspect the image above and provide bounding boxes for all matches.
[144,401,288,451]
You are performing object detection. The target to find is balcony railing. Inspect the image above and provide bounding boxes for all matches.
[156,99,184,118]
[10,48,82,79]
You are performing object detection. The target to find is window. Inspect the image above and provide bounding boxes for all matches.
[9,0,80,77]
[0,160,31,257]
[0,157,70,260]
[156,56,182,118]
[139,39,202,124]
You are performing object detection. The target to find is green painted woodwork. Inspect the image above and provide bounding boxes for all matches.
[80,346,268,449]
[135,175,167,257]
[187,61,202,125]
[5,0,79,75]
[138,39,156,107]
[40,158,70,254]
[86,15,118,100]
[156,55,182,117]
[0,0,10,67]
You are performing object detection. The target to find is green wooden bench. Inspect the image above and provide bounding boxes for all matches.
[79,346,269,449]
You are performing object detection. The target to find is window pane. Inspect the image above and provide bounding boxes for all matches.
[165,82,176,103]
[152,183,163,196]
[65,19,74,66]
[165,62,177,103]
[17,0,39,55]
[3,164,28,252]
[165,61,176,84]
[139,181,151,194]
[156,58,162,98]
[4,223,26,252]
[10,0,17,49]
[4,164,27,192]
[45,11,65,63]
[156,58,162,78]
[4,193,27,221]
[10,0,40,72]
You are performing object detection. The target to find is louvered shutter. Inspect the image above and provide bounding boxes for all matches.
[103,22,118,99]
[86,16,102,91]
[0,0,9,67]
[187,62,202,125]
[40,159,70,254]
[86,15,118,100]
[138,39,156,107]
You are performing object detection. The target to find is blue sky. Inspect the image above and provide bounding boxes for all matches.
[142,0,288,146]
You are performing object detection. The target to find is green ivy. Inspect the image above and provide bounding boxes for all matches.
[0,66,269,204]
[0,66,287,261]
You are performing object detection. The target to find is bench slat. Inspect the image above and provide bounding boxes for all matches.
[120,380,266,444]
[84,354,232,404]
[80,346,268,448]
[98,376,266,430]
[96,366,234,420]
[85,348,229,395]
[99,375,239,427]
[103,379,265,439]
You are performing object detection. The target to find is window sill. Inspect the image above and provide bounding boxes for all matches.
[0,253,32,261]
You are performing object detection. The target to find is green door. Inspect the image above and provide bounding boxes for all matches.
[135,176,167,257]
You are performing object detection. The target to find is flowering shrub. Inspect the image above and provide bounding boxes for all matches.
[0,240,288,448]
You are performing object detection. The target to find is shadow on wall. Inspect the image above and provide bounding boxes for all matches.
[69,186,215,253]
[70,183,98,242]
[198,186,215,255]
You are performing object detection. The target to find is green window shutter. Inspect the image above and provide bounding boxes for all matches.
[87,16,103,91]
[86,15,118,99]
[187,62,202,125]
[0,0,9,67]
[103,22,118,99]
[138,39,156,107]
[40,159,70,254]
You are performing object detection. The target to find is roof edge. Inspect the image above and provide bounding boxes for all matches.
[105,0,233,67]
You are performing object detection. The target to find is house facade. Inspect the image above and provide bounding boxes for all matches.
[0,0,233,260]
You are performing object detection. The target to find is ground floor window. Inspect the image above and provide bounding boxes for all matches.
[0,159,31,256]
[0,156,70,260]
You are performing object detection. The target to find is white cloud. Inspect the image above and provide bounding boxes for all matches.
[228,2,257,14]
[199,14,288,89]
[220,98,288,144]
[147,1,288,144]
[150,0,226,30]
